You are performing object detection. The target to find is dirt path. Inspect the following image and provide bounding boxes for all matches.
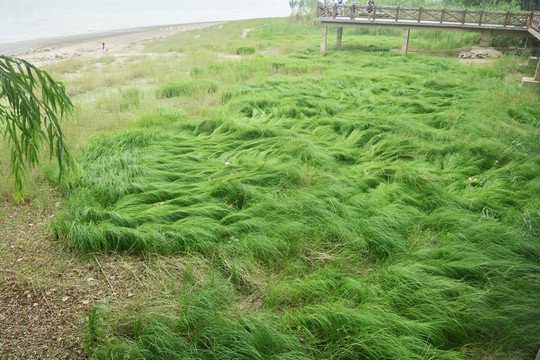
[242,27,256,39]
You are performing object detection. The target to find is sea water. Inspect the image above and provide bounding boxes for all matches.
[0,0,290,44]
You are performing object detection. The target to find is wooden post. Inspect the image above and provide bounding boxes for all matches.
[527,12,534,27]
[440,8,446,23]
[402,29,410,54]
[321,26,327,52]
[396,6,401,21]
[333,6,337,18]
[535,57,540,81]
[337,27,343,49]
[479,10,484,25]
[480,30,491,47]
[418,7,423,22]
[504,11,510,26]
[351,4,355,19]
[372,6,377,20]
[461,9,467,24]
[317,2,320,18]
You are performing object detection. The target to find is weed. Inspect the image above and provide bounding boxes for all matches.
[236,46,256,55]
[84,306,109,354]
[156,80,218,98]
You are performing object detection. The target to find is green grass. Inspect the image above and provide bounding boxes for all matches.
[52,42,540,358]
[6,16,537,360]
[237,46,256,55]
[157,80,218,98]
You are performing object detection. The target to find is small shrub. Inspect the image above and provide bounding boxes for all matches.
[168,47,183,53]
[236,46,256,55]
[120,87,140,109]
[97,87,140,112]
[156,80,218,98]
[190,66,204,77]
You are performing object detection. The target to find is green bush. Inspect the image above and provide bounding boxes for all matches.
[236,46,256,55]
[156,80,218,98]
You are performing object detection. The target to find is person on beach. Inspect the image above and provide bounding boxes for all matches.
[102,42,108,53]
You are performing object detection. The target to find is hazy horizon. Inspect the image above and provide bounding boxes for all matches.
[0,0,290,44]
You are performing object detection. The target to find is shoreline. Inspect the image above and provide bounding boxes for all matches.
[0,21,226,58]
[0,21,226,67]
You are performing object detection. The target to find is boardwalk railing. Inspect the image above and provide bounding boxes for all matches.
[317,3,540,31]
[530,10,540,33]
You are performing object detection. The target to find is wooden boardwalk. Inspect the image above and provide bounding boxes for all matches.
[315,3,540,83]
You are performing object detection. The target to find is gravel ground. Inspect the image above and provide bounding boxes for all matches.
[0,197,156,359]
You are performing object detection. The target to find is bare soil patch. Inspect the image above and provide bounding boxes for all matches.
[0,198,163,358]
[242,27,256,39]
[0,191,198,358]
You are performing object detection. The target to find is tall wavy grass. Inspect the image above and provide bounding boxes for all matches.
[49,19,540,360]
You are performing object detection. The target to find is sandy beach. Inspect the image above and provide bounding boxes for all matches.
[0,21,225,67]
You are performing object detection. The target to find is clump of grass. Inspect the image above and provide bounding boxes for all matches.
[91,284,313,359]
[88,56,116,65]
[43,57,85,74]
[97,87,140,113]
[156,80,218,98]
[167,47,184,53]
[84,306,109,354]
[236,46,256,55]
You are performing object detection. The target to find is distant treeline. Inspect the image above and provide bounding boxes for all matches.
[289,0,319,23]
[506,0,536,10]
[518,0,538,11]
[454,0,539,11]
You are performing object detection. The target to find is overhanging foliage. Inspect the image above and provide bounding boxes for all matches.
[0,55,74,200]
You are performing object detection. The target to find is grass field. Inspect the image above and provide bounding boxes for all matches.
[2,17,540,359]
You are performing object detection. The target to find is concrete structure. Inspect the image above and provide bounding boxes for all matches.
[521,56,540,85]
[480,30,491,47]
[401,29,410,54]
